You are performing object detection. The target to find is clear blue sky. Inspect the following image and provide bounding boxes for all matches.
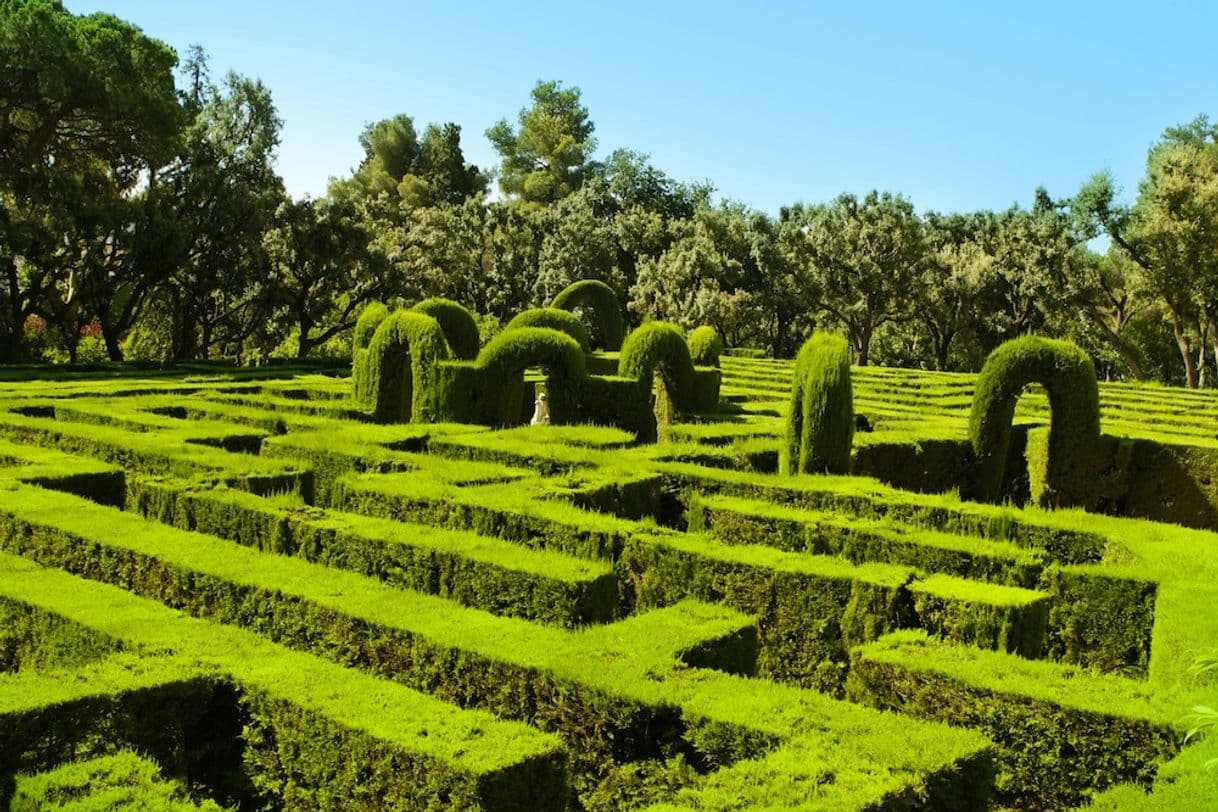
[65,0,1218,216]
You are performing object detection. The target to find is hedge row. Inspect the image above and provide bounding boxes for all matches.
[848,631,1180,809]
[126,475,620,626]
[0,551,570,811]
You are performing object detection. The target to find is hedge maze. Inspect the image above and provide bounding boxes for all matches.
[2,318,1217,808]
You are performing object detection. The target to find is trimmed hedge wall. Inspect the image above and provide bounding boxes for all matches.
[687,326,724,368]
[848,632,1180,810]
[551,279,625,351]
[505,308,592,353]
[366,311,452,423]
[411,297,481,360]
[781,334,854,476]
[969,335,1102,506]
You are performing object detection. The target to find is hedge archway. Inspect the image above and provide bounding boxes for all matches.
[781,333,854,476]
[475,327,587,425]
[365,311,451,423]
[411,298,480,360]
[351,301,390,406]
[551,279,625,351]
[504,308,591,353]
[969,335,1102,504]
[619,322,696,431]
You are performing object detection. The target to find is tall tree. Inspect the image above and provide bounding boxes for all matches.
[263,197,393,357]
[799,191,927,365]
[0,0,181,361]
[1075,116,1218,387]
[331,115,486,217]
[486,80,597,205]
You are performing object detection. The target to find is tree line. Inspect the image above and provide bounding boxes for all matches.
[4,1,1217,387]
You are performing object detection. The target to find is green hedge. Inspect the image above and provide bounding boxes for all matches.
[412,298,481,360]
[504,308,592,353]
[848,631,1180,809]
[365,310,452,423]
[351,301,390,406]
[969,335,1102,506]
[11,751,225,811]
[551,279,625,351]
[473,327,587,426]
[780,334,853,476]
[687,326,724,368]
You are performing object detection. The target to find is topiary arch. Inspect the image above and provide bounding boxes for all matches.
[969,335,1102,505]
[551,279,626,351]
[475,327,587,426]
[619,322,696,435]
[411,298,480,360]
[504,308,592,353]
[781,333,854,476]
[351,301,390,406]
[688,326,725,368]
[365,311,451,423]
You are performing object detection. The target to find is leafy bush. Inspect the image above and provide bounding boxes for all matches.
[969,335,1102,505]
[551,279,625,351]
[781,333,853,475]
[504,308,592,353]
[411,297,480,360]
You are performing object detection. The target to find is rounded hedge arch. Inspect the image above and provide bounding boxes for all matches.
[504,308,592,353]
[688,326,725,368]
[351,301,390,406]
[780,333,854,476]
[475,327,587,425]
[551,279,626,351]
[619,322,696,416]
[411,298,480,360]
[365,311,451,423]
[969,335,1102,504]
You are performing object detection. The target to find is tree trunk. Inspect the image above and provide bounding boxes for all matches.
[1173,313,1197,388]
[855,322,872,366]
[99,317,124,362]
[3,256,25,363]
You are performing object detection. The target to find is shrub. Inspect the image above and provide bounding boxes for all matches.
[969,336,1101,505]
[687,326,725,368]
[781,333,854,475]
[505,308,592,353]
[618,322,695,415]
[365,311,451,423]
[411,298,480,360]
[351,302,390,406]
[474,327,587,425]
[551,279,626,351]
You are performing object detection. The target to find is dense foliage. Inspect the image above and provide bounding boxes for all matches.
[3,1,1218,392]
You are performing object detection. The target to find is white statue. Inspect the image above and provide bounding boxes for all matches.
[530,388,551,425]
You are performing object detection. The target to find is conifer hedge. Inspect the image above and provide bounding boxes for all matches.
[411,298,481,360]
[969,336,1101,505]
[551,280,626,351]
[504,308,592,353]
[687,326,724,368]
[365,311,451,423]
[351,301,389,406]
[781,334,854,475]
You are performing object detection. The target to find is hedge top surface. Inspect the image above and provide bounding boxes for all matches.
[504,308,592,354]
[411,297,481,360]
[550,279,625,351]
